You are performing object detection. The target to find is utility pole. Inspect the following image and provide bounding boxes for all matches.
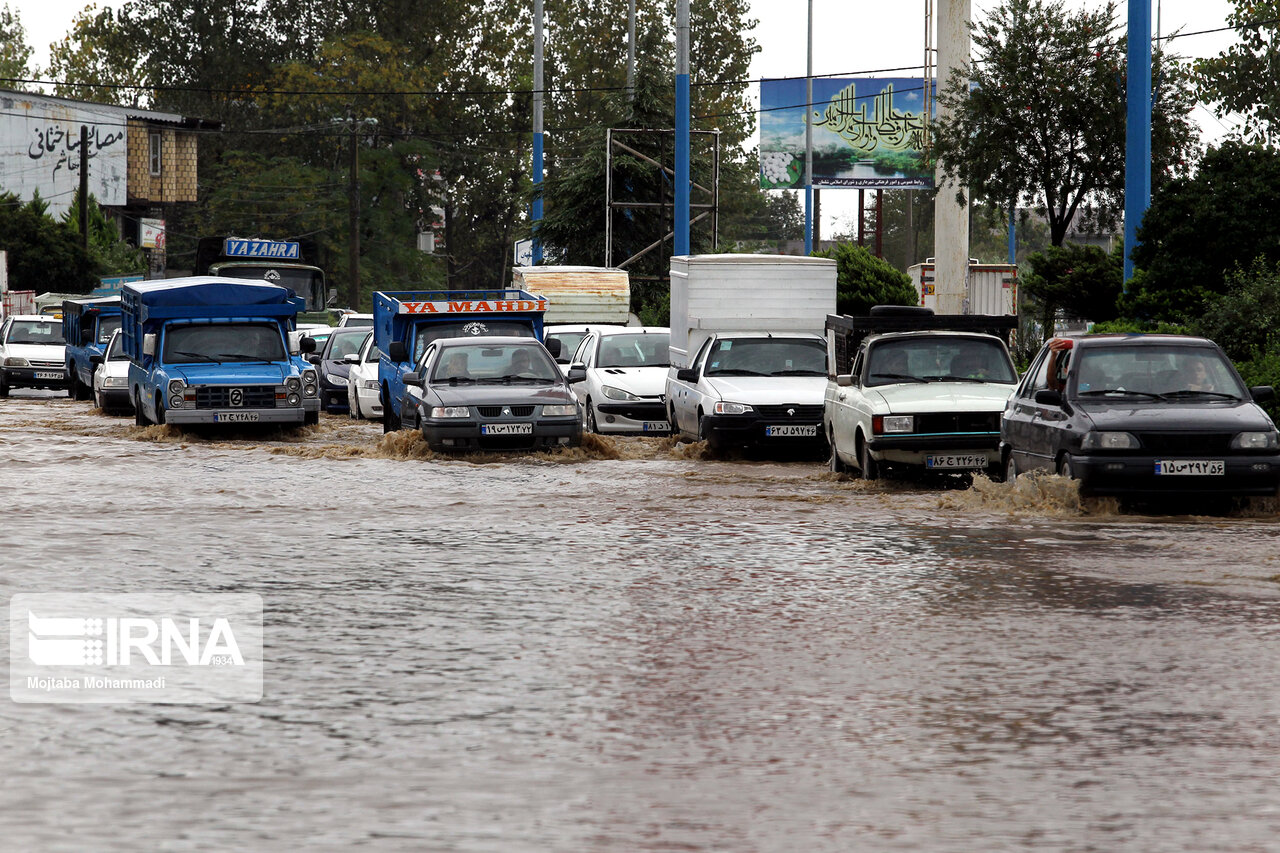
[335,115,377,309]
[804,0,814,255]
[1123,0,1152,285]
[674,0,690,257]
[532,0,545,264]
[934,0,971,313]
[78,126,89,251]
[626,0,636,103]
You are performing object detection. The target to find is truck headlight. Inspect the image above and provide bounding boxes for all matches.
[302,368,318,385]
[169,393,185,409]
[601,384,640,401]
[713,401,753,415]
[3,356,29,367]
[286,377,301,392]
[304,384,317,397]
[873,415,914,434]
[1232,431,1280,450]
[168,379,185,397]
[1081,431,1139,450]
[541,404,577,416]
[287,392,301,406]
[430,406,470,418]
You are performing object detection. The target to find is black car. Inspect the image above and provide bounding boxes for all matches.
[1001,334,1280,497]
[309,328,370,414]
[399,336,582,452]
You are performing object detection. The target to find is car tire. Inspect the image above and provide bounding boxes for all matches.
[667,403,679,435]
[586,399,599,433]
[1057,455,1074,479]
[828,430,848,474]
[304,409,319,426]
[858,433,879,480]
[0,376,9,398]
[697,413,722,453]
[1003,452,1018,483]
[94,386,104,410]
[381,387,399,433]
[76,376,93,401]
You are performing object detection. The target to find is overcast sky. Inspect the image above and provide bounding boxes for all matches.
[12,0,1247,234]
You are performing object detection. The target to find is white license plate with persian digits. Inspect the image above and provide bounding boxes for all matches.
[641,421,670,432]
[215,412,260,423]
[34,371,62,380]
[1155,459,1225,476]
[765,424,817,437]
[481,423,533,435]
[926,454,987,469]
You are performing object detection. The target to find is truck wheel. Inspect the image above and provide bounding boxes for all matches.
[74,376,92,401]
[154,395,165,425]
[857,434,879,480]
[134,391,150,426]
[0,376,8,398]
[304,409,319,426]
[585,399,599,433]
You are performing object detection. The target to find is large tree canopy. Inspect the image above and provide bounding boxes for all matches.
[930,0,1198,247]
[1196,0,1280,145]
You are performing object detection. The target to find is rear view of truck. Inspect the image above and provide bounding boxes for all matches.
[121,277,320,428]
[62,295,123,400]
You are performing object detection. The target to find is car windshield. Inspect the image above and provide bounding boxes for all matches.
[1072,345,1246,400]
[597,332,670,368]
[431,344,560,384]
[413,321,535,362]
[163,323,286,364]
[7,320,65,345]
[866,337,1017,386]
[340,316,373,328]
[97,315,121,344]
[547,331,588,362]
[363,338,381,363]
[324,330,368,360]
[704,337,827,377]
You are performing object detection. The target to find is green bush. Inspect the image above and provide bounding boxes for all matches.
[811,242,916,315]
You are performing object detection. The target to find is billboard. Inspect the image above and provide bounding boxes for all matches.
[760,77,934,190]
[0,92,129,216]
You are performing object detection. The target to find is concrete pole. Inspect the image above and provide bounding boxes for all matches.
[804,0,813,255]
[532,0,545,265]
[627,0,636,102]
[934,0,971,314]
[1123,0,1152,285]
[674,0,690,256]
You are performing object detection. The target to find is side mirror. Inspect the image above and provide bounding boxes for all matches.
[676,367,699,383]
[566,366,587,384]
[343,353,360,364]
[142,333,156,357]
[545,338,562,358]
[1034,389,1063,406]
[389,341,408,363]
[1250,385,1276,404]
[81,328,94,344]
[299,336,316,354]
[307,354,321,365]
[402,370,423,388]
[89,354,104,366]
[836,374,854,387]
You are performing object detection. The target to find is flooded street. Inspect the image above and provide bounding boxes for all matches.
[3,392,1280,851]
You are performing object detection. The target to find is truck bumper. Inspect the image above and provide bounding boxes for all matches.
[701,413,825,448]
[868,433,1002,467]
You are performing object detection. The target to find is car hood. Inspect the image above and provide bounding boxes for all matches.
[321,359,352,380]
[101,360,131,378]
[702,375,827,405]
[169,363,295,384]
[591,366,668,397]
[1075,399,1276,432]
[349,363,378,383]
[433,382,577,406]
[5,343,65,361]
[867,381,1017,413]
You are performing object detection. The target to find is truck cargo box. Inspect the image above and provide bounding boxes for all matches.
[909,261,1017,316]
[510,266,630,325]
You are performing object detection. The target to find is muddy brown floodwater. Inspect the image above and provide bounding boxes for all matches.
[3,392,1280,851]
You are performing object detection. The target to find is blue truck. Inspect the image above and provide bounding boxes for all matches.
[121,276,321,427]
[62,295,123,401]
[373,289,554,431]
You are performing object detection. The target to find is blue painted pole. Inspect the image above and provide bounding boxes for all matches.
[1007,204,1016,264]
[532,0,545,265]
[803,0,813,255]
[675,1,690,257]
[1123,0,1152,287]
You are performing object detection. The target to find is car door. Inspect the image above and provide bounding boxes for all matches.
[827,346,865,462]
[1019,344,1072,472]
[670,336,713,431]
[568,332,596,408]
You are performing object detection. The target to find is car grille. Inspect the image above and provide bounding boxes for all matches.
[194,386,280,408]
[914,412,1001,434]
[29,359,64,369]
[1139,432,1233,453]
[476,405,535,418]
[755,404,824,419]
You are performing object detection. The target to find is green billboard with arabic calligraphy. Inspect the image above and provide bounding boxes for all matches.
[759,78,934,190]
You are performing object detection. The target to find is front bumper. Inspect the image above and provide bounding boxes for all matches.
[1068,452,1280,497]
[3,366,71,390]
[701,412,825,447]
[422,417,582,452]
[868,432,1001,467]
[354,385,382,417]
[594,400,671,434]
[97,388,133,411]
[319,377,349,413]
[165,407,309,425]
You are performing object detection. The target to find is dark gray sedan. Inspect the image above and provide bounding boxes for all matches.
[1001,334,1280,497]
[398,337,582,452]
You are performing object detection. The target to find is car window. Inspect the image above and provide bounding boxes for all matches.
[325,331,368,360]
[106,332,127,361]
[705,338,826,377]
[98,315,122,345]
[867,336,1016,386]
[691,337,714,373]
[6,319,65,345]
[431,344,559,383]
[163,323,285,364]
[1073,345,1245,399]
[360,333,381,363]
[597,333,670,368]
[550,331,589,363]
[571,334,595,366]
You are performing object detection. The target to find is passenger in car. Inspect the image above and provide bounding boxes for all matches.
[1185,358,1216,392]
[441,351,471,380]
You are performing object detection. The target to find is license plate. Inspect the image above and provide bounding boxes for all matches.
[765,424,817,437]
[480,423,533,435]
[34,371,62,380]
[215,412,260,423]
[641,421,670,432]
[1156,459,1225,476]
[926,454,988,469]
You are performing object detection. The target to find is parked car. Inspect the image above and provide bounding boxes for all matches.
[91,329,133,414]
[290,323,333,355]
[0,314,69,397]
[398,336,581,452]
[568,327,671,434]
[1001,334,1280,497]
[345,331,382,420]
[824,330,1019,478]
[309,327,370,414]
[336,312,374,328]
[544,324,628,374]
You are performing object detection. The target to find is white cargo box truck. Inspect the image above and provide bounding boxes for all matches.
[510,265,631,325]
[668,254,837,368]
[909,260,1017,316]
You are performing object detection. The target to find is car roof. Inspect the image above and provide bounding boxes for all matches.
[710,331,823,341]
[545,324,629,334]
[1054,334,1218,349]
[597,327,670,335]
[437,335,545,348]
[864,330,1008,345]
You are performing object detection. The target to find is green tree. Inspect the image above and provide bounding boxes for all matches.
[0,192,98,293]
[62,194,147,276]
[812,242,917,315]
[1196,1,1280,144]
[931,0,1198,247]
[0,4,34,88]
[46,7,149,105]
[1020,242,1122,337]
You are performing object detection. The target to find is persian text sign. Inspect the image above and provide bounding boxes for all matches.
[10,593,264,704]
[759,77,935,190]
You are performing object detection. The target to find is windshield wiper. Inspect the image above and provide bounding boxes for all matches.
[439,376,475,385]
[172,351,218,362]
[707,368,767,376]
[870,372,927,384]
[217,354,276,363]
[1077,388,1161,399]
[1159,389,1240,400]
[771,369,826,376]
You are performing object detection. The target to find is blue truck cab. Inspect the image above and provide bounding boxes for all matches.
[373,289,554,431]
[121,276,321,427]
[62,295,123,401]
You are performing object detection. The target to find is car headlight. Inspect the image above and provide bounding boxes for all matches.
[542,404,577,417]
[168,379,185,397]
[1232,431,1280,450]
[1081,431,1139,450]
[362,379,379,390]
[713,401,753,415]
[286,377,301,392]
[3,356,29,367]
[302,368,318,385]
[601,384,641,401]
[169,393,185,409]
[874,415,914,434]
[430,406,470,418]
[103,376,127,388]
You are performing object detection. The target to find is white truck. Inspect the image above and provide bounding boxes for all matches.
[511,266,634,365]
[665,254,837,451]
[909,260,1017,316]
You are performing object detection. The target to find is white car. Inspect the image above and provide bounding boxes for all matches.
[345,330,382,419]
[92,329,134,414]
[824,330,1019,478]
[0,314,69,397]
[336,312,374,329]
[544,323,629,374]
[567,327,671,434]
[289,323,333,354]
[665,332,829,451]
